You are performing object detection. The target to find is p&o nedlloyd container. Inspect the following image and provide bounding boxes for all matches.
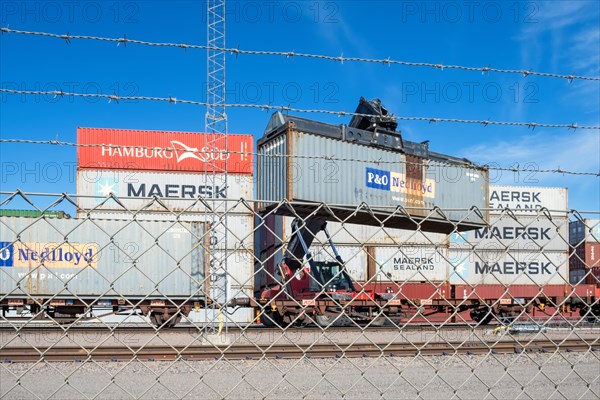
[257,112,489,233]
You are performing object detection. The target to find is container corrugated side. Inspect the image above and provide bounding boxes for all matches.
[77,128,253,174]
[489,185,568,215]
[450,215,568,252]
[448,249,569,285]
[569,219,600,245]
[73,212,254,251]
[272,216,447,246]
[370,245,449,282]
[258,129,489,232]
[76,170,254,214]
[0,217,206,298]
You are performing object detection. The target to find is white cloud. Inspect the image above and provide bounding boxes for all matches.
[462,129,599,174]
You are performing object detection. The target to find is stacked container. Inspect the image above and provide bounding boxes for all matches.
[254,214,448,290]
[569,219,600,286]
[76,128,255,323]
[256,185,570,294]
[449,185,570,292]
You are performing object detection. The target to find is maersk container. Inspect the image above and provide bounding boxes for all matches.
[370,245,449,283]
[488,185,568,216]
[76,170,254,214]
[74,212,255,251]
[448,249,569,286]
[257,113,489,233]
[450,215,569,252]
[0,217,211,300]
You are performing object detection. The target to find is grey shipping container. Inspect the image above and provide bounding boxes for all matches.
[0,217,210,300]
[257,113,489,233]
[76,170,254,214]
[448,249,569,286]
[450,214,569,252]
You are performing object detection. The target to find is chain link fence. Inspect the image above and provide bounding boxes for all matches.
[0,192,599,399]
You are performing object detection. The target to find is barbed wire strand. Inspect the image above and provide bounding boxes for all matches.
[1,138,598,177]
[1,88,598,131]
[1,27,599,83]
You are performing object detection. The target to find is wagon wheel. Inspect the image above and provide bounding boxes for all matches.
[260,311,289,329]
[150,310,183,328]
[470,308,493,325]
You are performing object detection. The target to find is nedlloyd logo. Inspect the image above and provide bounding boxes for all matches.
[0,242,13,267]
[366,167,435,198]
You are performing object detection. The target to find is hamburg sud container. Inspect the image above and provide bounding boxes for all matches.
[77,127,253,174]
[0,217,208,300]
[449,185,569,286]
[257,113,489,234]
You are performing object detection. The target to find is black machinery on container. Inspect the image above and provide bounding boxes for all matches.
[257,97,489,234]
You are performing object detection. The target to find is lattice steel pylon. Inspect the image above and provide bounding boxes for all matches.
[206,0,227,134]
[205,0,229,328]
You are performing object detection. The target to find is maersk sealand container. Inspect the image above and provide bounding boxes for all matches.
[257,111,489,233]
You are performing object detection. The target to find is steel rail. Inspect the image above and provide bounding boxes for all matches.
[1,339,596,362]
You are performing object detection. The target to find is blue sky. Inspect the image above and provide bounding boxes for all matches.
[1,0,599,213]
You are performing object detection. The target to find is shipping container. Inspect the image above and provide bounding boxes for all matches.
[0,209,68,218]
[77,128,253,174]
[570,269,586,285]
[76,170,254,214]
[450,214,568,252]
[257,113,489,233]
[448,249,569,286]
[569,219,600,245]
[74,212,255,251]
[256,215,447,247]
[488,185,568,215]
[368,245,449,283]
[0,217,208,299]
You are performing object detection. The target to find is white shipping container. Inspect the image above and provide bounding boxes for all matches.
[76,170,254,213]
[75,212,255,251]
[488,185,568,215]
[372,246,449,282]
[269,216,447,247]
[450,215,568,252]
[311,245,368,282]
[448,250,569,285]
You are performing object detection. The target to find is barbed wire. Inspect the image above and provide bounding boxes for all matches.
[1,138,598,177]
[2,88,599,131]
[1,27,599,83]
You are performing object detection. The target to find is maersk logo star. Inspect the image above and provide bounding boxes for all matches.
[96,179,119,197]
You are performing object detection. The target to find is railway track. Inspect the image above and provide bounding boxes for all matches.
[1,338,596,362]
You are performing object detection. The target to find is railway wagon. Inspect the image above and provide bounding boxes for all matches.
[0,216,212,326]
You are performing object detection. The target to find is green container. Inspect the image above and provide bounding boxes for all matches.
[0,209,66,218]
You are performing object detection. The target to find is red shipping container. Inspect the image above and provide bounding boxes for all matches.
[77,128,253,174]
[585,242,600,268]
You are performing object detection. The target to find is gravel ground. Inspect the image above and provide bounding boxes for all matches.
[1,352,599,399]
